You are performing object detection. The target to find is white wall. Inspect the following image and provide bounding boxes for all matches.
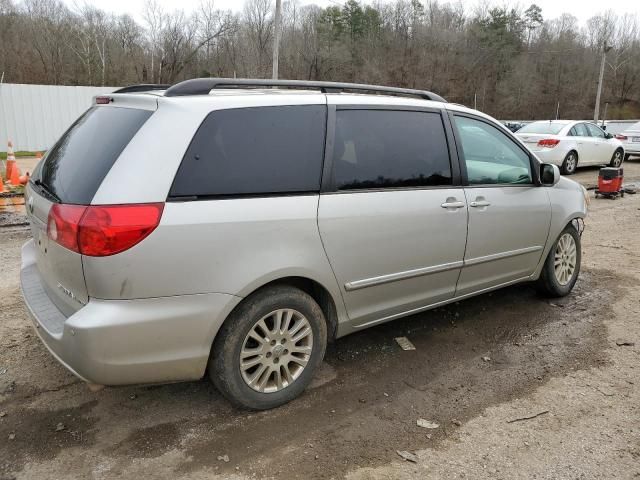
[0,83,117,152]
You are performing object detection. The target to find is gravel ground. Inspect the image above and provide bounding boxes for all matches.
[0,162,639,480]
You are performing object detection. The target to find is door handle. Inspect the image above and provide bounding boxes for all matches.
[470,200,491,208]
[441,199,465,209]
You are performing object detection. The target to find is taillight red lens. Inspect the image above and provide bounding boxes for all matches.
[615,134,628,140]
[47,204,87,253]
[537,139,561,148]
[47,203,164,256]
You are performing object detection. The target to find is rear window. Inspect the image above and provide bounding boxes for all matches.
[517,122,566,135]
[35,106,152,204]
[169,105,326,198]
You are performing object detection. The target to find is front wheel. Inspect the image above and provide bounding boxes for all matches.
[561,152,578,175]
[536,225,581,297]
[610,149,624,168]
[210,285,327,410]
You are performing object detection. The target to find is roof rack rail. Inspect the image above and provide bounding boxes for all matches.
[164,78,447,102]
[113,84,171,94]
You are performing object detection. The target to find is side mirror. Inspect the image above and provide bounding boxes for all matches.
[605,132,613,139]
[540,163,560,186]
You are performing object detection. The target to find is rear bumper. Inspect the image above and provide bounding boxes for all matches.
[624,146,640,156]
[20,239,242,386]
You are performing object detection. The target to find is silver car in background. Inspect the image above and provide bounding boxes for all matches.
[516,120,625,175]
[21,79,588,410]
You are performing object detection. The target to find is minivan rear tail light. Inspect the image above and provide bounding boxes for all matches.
[615,134,628,140]
[47,203,164,256]
[47,204,87,253]
[537,139,561,148]
[95,96,112,105]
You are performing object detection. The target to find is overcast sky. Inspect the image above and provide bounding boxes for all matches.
[63,0,640,25]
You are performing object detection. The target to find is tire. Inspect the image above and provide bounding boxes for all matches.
[210,285,327,410]
[536,224,581,297]
[561,151,578,175]
[610,148,624,168]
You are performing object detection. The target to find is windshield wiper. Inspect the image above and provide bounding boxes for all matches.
[34,179,61,203]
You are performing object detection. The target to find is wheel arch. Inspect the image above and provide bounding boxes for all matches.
[215,275,341,346]
[560,149,579,174]
[565,149,579,161]
[533,214,585,281]
[612,147,624,163]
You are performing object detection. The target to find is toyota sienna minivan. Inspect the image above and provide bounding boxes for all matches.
[21,79,588,409]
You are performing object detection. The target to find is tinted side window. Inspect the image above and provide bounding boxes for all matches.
[454,116,532,185]
[586,123,605,138]
[332,110,451,190]
[35,107,152,204]
[170,105,326,197]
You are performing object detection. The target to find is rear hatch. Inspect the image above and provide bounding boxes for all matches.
[26,102,154,317]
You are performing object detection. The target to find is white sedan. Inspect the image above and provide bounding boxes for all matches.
[617,121,640,160]
[516,120,625,175]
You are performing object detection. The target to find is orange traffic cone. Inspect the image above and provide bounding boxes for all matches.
[19,171,30,185]
[5,140,16,182]
[10,165,21,186]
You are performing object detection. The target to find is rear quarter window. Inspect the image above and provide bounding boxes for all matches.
[35,106,152,204]
[169,105,327,198]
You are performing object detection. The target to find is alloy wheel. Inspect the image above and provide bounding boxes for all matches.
[240,309,313,393]
[554,233,577,286]
[612,150,623,167]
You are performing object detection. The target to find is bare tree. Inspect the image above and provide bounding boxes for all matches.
[243,0,273,77]
[143,0,164,82]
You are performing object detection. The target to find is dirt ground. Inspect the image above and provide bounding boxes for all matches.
[1,163,639,480]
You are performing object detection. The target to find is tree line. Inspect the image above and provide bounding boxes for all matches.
[1,0,639,119]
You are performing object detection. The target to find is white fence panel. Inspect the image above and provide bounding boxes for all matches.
[0,83,117,151]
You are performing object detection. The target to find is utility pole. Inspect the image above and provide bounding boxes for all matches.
[272,0,282,80]
[594,44,612,122]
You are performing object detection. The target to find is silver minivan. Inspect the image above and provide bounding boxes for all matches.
[21,79,588,409]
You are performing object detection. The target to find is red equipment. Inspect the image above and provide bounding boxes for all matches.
[595,167,624,199]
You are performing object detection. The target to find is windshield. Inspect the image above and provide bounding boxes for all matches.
[33,106,152,204]
[517,122,567,135]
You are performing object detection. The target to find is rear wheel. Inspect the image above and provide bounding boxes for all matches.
[536,224,581,297]
[610,149,624,168]
[210,285,327,410]
[561,151,578,175]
